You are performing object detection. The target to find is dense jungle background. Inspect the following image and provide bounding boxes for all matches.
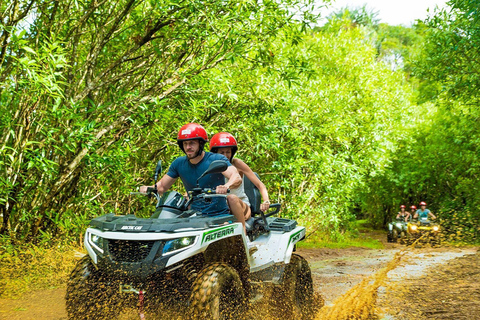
[1,0,480,302]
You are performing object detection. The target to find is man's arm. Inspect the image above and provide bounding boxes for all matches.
[216,166,241,194]
[429,211,437,219]
[139,174,177,195]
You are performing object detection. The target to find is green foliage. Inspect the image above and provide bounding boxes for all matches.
[375,23,426,71]
[415,0,480,104]
[325,5,380,30]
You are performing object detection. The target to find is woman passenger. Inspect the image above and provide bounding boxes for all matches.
[209,132,271,220]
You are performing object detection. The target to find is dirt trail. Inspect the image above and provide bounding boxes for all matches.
[0,232,478,320]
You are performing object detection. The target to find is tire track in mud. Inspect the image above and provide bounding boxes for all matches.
[300,246,478,320]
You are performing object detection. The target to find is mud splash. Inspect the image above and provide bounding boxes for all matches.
[314,251,405,320]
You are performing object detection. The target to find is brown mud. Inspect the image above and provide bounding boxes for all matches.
[378,249,480,320]
[0,230,478,320]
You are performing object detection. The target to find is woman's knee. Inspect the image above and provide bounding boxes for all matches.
[227,194,240,205]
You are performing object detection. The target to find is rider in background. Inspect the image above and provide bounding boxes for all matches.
[210,132,271,219]
[409,205,417,220]
[396,205,410,222]
[414,201,437,220]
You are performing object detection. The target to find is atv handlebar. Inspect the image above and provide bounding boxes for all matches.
[188,187,230,196]
[202,194,228,199]
[264,203,281,218]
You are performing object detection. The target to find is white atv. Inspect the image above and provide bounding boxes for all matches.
[66,160,317,319]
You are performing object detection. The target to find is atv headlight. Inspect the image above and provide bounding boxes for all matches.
[410,225,418,231]
[163,236,196,255]
[88,233,104,253]
[433,226,439,231]
[396,223,403,228]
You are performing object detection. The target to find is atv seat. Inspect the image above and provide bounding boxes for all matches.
[244,173,281,237]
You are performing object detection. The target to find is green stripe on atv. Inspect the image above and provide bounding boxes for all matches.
[288,229,303,247]
[201,224,239,244]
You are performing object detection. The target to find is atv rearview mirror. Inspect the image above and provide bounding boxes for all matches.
[196,160,228,185]
[154,160,162,183]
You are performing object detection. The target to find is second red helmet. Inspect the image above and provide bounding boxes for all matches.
[210,132,238,159]
[400,205,406,209]
[410,205,417,210]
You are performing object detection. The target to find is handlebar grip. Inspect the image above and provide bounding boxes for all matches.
[146,187,157,194]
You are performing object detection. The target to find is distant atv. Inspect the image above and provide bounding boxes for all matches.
[387,218,408,243]
[66,160,318,319]
[406,217,441,245]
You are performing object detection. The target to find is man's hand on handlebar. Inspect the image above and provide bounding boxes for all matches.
[139,185,154,194]
[215,185,228,194]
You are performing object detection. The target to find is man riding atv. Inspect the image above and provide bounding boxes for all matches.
[66,122,318,320]
[414,201,436,220]
[387,205,409,242]
[406,201,440,245]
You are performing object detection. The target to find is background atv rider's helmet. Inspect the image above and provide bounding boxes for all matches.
[177,123,208,158]
[400,205,406,209]
[419,201,427,207]
[209,132,238,162]
[410,205,417,210]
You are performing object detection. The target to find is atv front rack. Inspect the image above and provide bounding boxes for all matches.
[90,213,235,232]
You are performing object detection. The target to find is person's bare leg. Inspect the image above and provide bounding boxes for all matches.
[227,195,246,231]
[244,205,251,220]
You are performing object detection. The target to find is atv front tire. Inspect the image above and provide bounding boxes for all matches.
[399,231,406,244]
[271,254,317,320]
[392,229,399,243]
[189,263,246,320]
[65,256,121,320]
[387,232,393,242]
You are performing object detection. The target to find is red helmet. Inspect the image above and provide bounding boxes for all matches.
[177,123,208,154]
[410,205,417,210]
[400,205,406,209]
[419,201,427,206]
[209,132,238,160]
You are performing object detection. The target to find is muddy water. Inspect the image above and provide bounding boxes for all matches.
[0,245,477,320]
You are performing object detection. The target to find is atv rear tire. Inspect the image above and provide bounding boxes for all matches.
[271,254,316,320]
[189,263,246,320]
[65,256,121,320]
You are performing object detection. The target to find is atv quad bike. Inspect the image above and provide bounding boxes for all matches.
[66,160,318,320]
[406,217,441,245]
[387,218,408,243]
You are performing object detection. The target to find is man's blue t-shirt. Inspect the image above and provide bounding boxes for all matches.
[416,209,431,219]
[167,152,231,215]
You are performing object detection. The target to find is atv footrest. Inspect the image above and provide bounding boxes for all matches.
[268,218,297,232]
